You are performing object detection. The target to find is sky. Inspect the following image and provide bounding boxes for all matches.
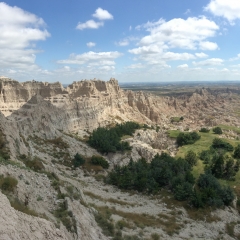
[1,0,240,83]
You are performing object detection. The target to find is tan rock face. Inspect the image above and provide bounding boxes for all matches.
[0,77,238,137]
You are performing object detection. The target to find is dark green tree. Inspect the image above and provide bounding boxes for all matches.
[185,150,197,167]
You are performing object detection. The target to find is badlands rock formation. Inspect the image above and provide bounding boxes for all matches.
[0,76,240,239]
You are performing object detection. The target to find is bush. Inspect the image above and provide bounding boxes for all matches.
[24,157,45,171]
[73,153,85,168]
[212,138,233,152]
[91,155,109,169]
[199,128,210,133]
[233,144,240,159]
[176,132,201,146]
[213,127,223,134]
[0,176,18,192]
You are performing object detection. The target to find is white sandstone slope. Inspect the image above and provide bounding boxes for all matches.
[0,191,68,240]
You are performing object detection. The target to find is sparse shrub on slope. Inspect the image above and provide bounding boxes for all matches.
[73,153,85,168]
[0,175,18,192]
[91,155,109,169]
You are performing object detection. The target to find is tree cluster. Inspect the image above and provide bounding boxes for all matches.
[199,139,240,180]
[87,122,140,153]
[107,152,235,208]
[176,132,201,146]
[107,153,194,200]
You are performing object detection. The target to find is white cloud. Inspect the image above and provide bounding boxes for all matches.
[199,41,218,51]
[0,2,50,70]
[127,63,145,69]
[117,40,129,46]
[138,17,219,49]
[92,8,113,20]
[195,52,208,58]
[57,51,122,67]
[177,64,188,68]
[229,53,240,61]
[129,17,219,66]
[193,58,223,66]
[86,42,96,47]
[205,0,240,23]
[76,20,104,30]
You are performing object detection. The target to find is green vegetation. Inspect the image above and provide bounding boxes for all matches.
[108,152,235,208]
[21,155,45,172]
[54,201,77,233]
[91,155,109,169]
[185,150,197,167]
[0,129,10,160]
[0,175,18,192]
[73,153,85,168]
[199,127,210,133]
[176,132,201,146]
[88,122,140,153]
[213,127,223,135]
[212,138,233,151]
[170,116,184,123]
[233,144,240,159]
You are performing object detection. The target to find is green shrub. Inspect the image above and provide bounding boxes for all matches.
[91,155,109,169]
[199,128,210,133]
[0,176,18,192]
[212,138,233,151]
[213,127,223,134]
[73,153,85,168]
[176,132,201,146]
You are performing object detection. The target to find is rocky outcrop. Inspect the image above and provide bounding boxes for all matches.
[0,191,68,240]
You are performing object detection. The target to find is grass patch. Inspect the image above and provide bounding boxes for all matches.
[167,130,181,138]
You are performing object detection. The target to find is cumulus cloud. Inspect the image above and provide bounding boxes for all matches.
[76,8,113,30]
[76,20,104,30]
[199,41,218,50]
[129,17,219,66]
[127,63,145,69]
[205,0,240,23]
[229,53,240,61]
[86,42,96,47]
[0,2,50,70]
[57,51,122,68]
[195,52,208,58]
[177,64,188,68]
[193,58,223,66]
[92,8,113,20]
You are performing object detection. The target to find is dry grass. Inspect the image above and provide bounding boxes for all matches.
[84,191,134,206]
[94,205,182,236]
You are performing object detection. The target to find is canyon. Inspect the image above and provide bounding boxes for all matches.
[0,76,240,240]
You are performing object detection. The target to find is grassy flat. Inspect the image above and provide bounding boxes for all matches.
[168,128,240,186]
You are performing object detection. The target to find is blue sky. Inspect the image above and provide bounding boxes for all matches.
[1,0,240,83]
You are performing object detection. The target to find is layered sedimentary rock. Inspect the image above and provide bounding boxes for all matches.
[0,76,236,135]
